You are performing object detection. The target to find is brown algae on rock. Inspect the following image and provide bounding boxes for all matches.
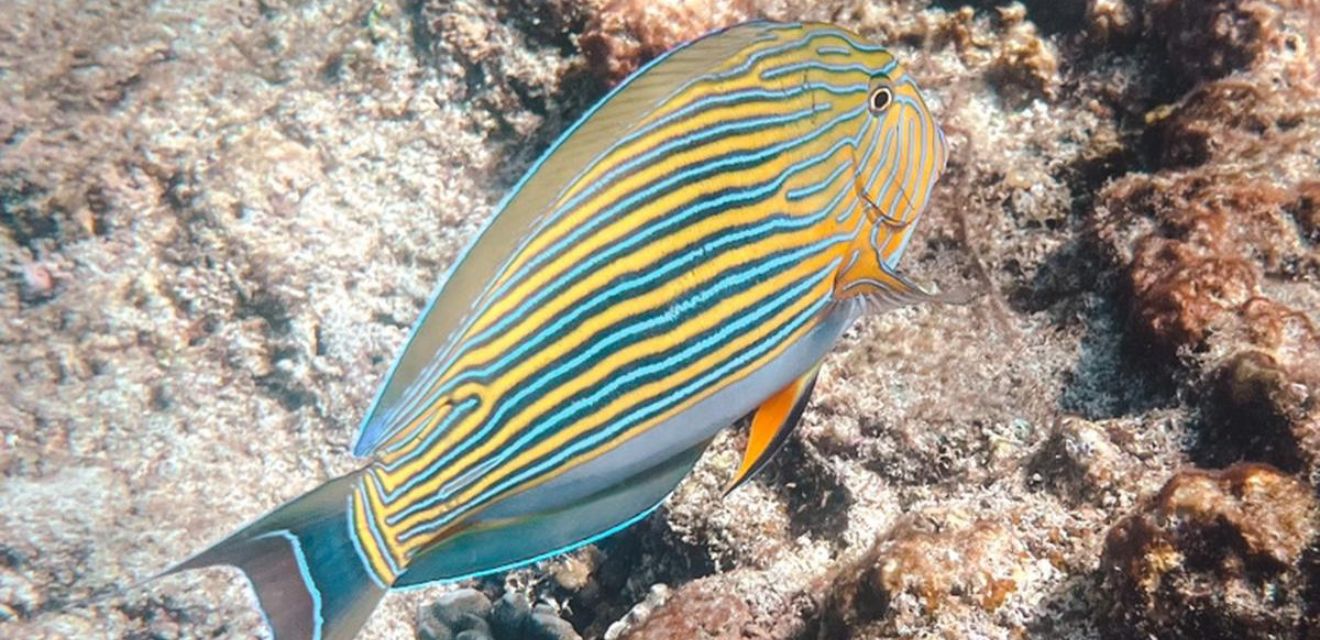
[1100,463,1319,639]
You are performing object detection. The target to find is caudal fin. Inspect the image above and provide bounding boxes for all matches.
[166,473,387,640]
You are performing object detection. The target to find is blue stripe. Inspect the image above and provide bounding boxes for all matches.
[556,83,866,221]
[359,475,403,578]
[380,132,856,468]
[834,112,881,223]
[866,120,901,257]
[472,101,835,308]
[885,94,938,267]
[850,122,897,225]
[672,28,844,97]
[888,108,929,266]
[345,494,390,590]
[407,209,849,498]
[869,115,905,215]
[368,28,898,452]
[835,31,898,56]
[619,83,866,153]
[456,29,870,313]
[524,101,833,250]
[787,160,852,201]
[816,45,852,56]
[373,26,795,432]
[762,61,879,81]
[253,530,325,640]
[384,103,836,429]
[836,102,891,224]
[382,394,477,458]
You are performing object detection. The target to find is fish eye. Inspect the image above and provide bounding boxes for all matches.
[868,86,893,114]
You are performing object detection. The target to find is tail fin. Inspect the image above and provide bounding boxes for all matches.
[166,473,387,640]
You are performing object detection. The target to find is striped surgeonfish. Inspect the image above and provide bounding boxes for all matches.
[166,20,952,639]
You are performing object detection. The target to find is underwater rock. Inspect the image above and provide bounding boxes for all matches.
[1026,417,1133,506]
[453,630,492,640]
[421,589,581,640]
[489,591,534,639]
[1086,0,1140,45]
[926,4,1061,104]
[578,0,759,83]
[431,588,495,631]
[612,578,752,640]
[412,0,589,149]
[601,584,670,640]
[1295,181,1320,242]
[528,610,584,640]
[1099,463,1319,639]
[986,3,1061,103]
[1098,168,1309,353]
[1200,342,1320,475]
[1141,0,1314,86]
[817,508,1034,636]
[417,619,456,640]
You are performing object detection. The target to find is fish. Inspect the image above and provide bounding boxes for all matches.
[165,20,952,640]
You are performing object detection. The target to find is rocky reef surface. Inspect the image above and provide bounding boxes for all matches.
[3,0,1318,638]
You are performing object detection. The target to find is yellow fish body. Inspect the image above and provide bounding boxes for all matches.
[169,21,949,640]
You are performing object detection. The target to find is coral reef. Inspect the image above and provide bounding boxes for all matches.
[1099,463,1319,639]
[1093,0,1320,486]
[3,0,1319,638]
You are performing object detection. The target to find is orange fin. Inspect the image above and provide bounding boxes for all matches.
[724,363,821,496]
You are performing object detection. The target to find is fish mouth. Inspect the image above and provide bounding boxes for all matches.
[849,147,916,232]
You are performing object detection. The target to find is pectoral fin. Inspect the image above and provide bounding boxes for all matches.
[835,256,981,316]
[724,363,822,496]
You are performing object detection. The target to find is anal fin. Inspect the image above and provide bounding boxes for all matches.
[724,363,821,496]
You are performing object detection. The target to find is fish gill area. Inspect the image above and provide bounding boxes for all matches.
[2,0,1318,639]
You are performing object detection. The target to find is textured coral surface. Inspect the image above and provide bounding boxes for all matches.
[3,0,1318,639]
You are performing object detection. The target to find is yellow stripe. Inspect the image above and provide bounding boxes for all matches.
[379,398,454,465]
[877,104,937,262]
[351,484,399,583]
[388,57,880,451]
[377,381,485,489]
